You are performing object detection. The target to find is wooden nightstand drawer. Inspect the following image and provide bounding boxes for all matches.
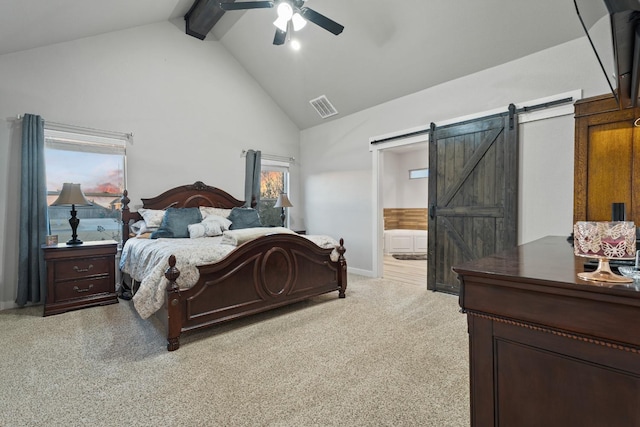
[54,276,112,302]
[54,256,112,281]
[42,240,118,316]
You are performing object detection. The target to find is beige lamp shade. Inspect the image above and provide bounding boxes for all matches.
[51,183,91,206]
[51,183,91,245]
[274,193,293,208]
[274,193,292,227]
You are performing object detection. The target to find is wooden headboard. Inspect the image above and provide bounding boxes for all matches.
[383,208,428,230]
[121,181,251,243]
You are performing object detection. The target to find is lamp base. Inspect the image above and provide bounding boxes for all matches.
[67,205,82,245]
[578,258,632,283]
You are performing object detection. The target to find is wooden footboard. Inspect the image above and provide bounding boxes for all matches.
[163,234,347,351]
[119,181,347,351]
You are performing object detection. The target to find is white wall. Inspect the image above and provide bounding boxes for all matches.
[382,152,399,208]
[0,21,300,309]
[300,35,611,275]
[382,149,429,209]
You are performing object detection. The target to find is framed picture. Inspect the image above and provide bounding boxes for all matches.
[46,235,58,246]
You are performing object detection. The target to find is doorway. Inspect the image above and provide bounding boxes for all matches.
[377,140,429,286]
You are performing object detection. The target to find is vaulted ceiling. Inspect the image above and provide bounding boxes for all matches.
[0,0,593,129]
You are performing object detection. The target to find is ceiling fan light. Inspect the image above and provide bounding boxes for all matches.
[273,16,289,32]
[292,13,306,31]
[276,2,293,21]
[290,39,301,50]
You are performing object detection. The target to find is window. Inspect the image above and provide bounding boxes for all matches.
[259,160,290,227]
[45,128,127,244]
[409,168,429,179]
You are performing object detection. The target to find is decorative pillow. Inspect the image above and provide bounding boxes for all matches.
[130,219,146,235]
[228,207,262,230]
[138,208,165,228]
[150,207,202,239]
[199,206,232,219]
[221,227,295,246]
[203,214,232,231]
[188,219,223,239]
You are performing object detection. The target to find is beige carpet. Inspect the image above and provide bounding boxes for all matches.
[0,274,469,427]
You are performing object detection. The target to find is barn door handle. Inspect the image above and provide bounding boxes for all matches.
[429,204,436,219]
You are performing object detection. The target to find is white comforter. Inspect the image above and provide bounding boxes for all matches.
[119,229,340,319]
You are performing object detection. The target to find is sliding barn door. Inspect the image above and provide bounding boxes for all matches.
[427,109,519,293]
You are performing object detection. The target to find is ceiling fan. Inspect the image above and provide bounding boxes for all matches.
[218,1,344,46]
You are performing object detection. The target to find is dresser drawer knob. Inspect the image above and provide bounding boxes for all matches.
[73,264,94,273]
[73,284,94,293]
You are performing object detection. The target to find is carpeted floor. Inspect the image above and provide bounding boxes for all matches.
[0,274,469,427]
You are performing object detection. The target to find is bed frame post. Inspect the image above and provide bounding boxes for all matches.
[164,255,182,351]
[337,238,347,298]
[121,189,130,245]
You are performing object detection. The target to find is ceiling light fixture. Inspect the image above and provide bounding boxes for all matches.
[290,39,301,50]
[273,1,306,34]
[276,2,293,20]
[291,12,306,31]
[219,0,344,47]
[273,16,288,31]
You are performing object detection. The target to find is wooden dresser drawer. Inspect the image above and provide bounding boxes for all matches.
[54,276,112,302]
[42,240,118,316]
[54,256,112,281]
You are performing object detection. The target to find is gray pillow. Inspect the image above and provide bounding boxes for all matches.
[228,207,262,230]
[151,207,202,239]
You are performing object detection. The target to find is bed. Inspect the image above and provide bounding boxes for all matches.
[120,181,347,351]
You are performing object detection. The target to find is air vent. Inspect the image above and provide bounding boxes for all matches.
[309,95,338,119]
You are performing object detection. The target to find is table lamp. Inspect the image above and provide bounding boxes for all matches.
[573,221,635,283]
[273,193,293,227]
[51,183,91,245]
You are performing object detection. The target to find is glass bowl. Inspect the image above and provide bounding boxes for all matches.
[618,266,640,281]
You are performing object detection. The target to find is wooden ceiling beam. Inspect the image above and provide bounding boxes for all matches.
[185,0,232,40]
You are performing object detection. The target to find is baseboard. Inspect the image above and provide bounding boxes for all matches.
[0,300,18,311]
[347,267,374,277]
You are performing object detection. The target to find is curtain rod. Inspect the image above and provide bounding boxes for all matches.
[16,115,134,144]
[241,150,295,163]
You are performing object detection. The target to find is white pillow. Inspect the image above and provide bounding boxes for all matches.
[130,219,146,235]
[199,206,232,219]
[129,219,157,237]
[204,214,232,231]
[188,220,223,239]
[138,208,165,228]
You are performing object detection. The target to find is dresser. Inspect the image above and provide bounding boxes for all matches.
[453,236,640,427]
[42,240,118,316]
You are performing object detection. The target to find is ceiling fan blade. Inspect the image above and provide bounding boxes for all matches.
[273,28,287,45]
[218,1,274,11]
[300,7,344,35]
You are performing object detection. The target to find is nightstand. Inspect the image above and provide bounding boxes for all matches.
[42,240,118,316]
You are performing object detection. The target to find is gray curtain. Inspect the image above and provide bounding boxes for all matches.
[244,149,261,207]
[17,114,48,306]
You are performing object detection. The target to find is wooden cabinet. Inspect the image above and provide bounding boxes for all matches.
[43,240,118,316]
[574,94,640,224]
[453,237,640,427]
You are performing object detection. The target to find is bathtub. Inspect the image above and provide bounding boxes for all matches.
[383,229,428,254]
